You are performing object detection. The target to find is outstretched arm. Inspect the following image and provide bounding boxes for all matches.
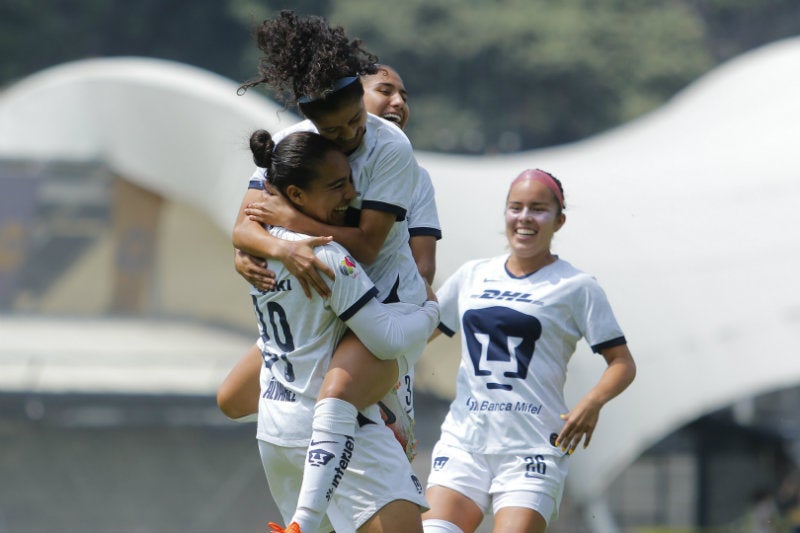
[346,299,440,363]
[555,344,636,454]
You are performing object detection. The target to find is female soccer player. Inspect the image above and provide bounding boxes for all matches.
[230,11,433,533]
[360,64,440,285]
[219,64,442,427]
[249,129,437,533]
[422,169,637,533]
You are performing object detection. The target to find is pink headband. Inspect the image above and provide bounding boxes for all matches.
[511,169,565,209]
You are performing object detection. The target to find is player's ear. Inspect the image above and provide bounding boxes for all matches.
[285,184,306,206]
[555,213,566,232]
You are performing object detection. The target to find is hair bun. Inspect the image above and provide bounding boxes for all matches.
[250,129,275,168]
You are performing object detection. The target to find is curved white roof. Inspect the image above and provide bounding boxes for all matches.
[2,39,799,507]
[0,56,302,232]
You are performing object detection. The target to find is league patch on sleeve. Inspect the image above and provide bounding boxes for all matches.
[338,256,359,277]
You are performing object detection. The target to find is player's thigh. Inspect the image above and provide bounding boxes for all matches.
[424,441,489,533]
[257,440,335,533]
[257,440,303,522]
[492,506,547,533]
[423,485,483,533]
[321,330,399,409]
[359,499,422,533]
[489,452,567,528]
[334,423,427,530]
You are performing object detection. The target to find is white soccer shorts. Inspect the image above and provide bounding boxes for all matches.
[425,440,569,525]
[259,420,428,533]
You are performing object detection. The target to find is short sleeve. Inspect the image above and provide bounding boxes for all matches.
[407,167,442,239]
[436,262,471,336]
[573,276,626,353]
[358,130,418,221]
[318,244,379,320]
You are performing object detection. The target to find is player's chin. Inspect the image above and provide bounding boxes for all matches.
[339,129,365,152]
[329,211,347,226]
[510,240,541,256]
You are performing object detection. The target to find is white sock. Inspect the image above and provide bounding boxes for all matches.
[292,398,358,532]
[423,519,466,533]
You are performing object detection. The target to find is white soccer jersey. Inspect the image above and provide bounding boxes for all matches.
[407,166,441,240]
[255,227,381,447]
[436,255,626,454]
[251,114,426,305]
[254,225,440,448]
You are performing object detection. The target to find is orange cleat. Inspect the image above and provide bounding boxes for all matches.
[267,522,301,533]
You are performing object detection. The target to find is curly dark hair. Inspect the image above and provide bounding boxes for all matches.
[239,10,378,105]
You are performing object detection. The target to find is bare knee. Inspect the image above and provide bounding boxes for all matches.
[423,486,482,533]
[216,344,262,420]
[217,382,252,419]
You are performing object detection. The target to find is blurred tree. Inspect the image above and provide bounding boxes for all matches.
[688,0,800,61]
[0,0,251,86]
[1,0,799,152]
[330,0,713,152]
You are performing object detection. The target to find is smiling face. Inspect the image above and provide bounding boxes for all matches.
[309,98,367,154]
[287,149,355,226]
[504,178,566,270]
[361,66,409,129]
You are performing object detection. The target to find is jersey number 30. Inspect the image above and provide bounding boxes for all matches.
[252,298,296,382]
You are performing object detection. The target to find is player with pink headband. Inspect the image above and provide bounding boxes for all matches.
[509,168,565,210]
[421,169,636,533]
